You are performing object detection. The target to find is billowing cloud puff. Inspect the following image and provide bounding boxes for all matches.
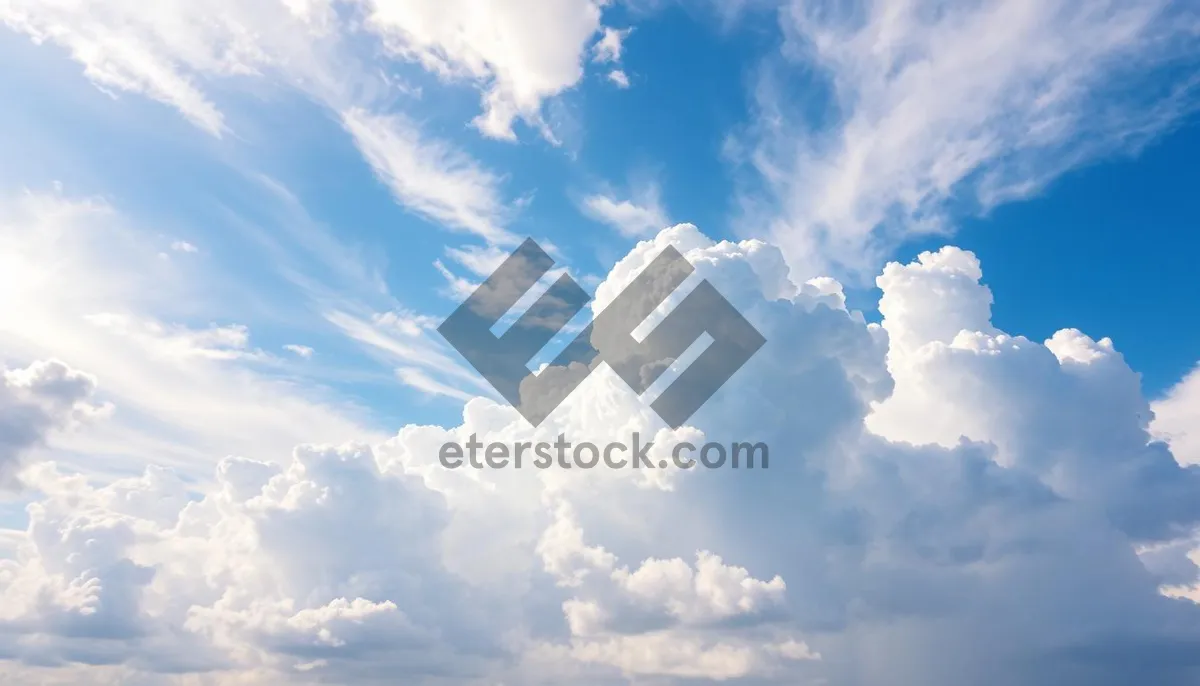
[359,0,610,141]
[4,226,1200,684]
[869,247,1200,542]
[1153,365,1200,467]
[0,359,109,483]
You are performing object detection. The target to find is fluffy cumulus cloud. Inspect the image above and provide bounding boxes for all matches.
[359,0,611,141]
[868,248,1200,541]
[1153,365,1200,467]
[5,225,1200,684]
[0,360,108,483]
[737,0,1200,279]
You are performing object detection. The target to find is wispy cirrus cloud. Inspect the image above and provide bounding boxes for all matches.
[735,0,1200,279]
[0,189,382,481]
[0,0,339,136]
[341,108,517,245]
[581,182,670,238]
[284,343,316,359]
[0,0,527,257]
[324,307,498,401]
[2,0,651,323]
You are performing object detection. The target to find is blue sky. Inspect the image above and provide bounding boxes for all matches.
[4,1,1200,685]
[0,2,787,435]
[3,0,1195,431]
[929,122,1200,394]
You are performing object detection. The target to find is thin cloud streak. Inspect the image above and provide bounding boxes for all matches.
[735,0,1200,280]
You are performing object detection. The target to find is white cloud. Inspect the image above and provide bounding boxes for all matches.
[324,308,496,400]
[563,632,811,681]
[0,444,482,679]
[340,108,516,245]
[394,367,476,401]
[593,26,632,64]
[609,550,787,624]
[737,0,1200,279]
[581,183,670,237]
[85,314,265,362]
[357,0,611,141]
[0,360,108,484]
[594,26,632,88]
[0,0,337,136]
[607,69,630,88]
[3,0,635,299]
[0,189,381,482]
[867,246,1200,542]
[443,244,515,277]
[283,344,315,359]
[6,224,1200,684]
[0,0,520,250]
[1152,364,1200,466]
